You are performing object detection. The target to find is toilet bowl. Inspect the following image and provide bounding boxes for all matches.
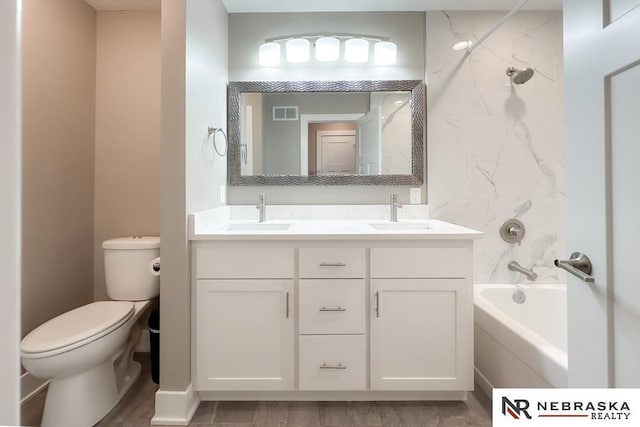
[20,236,160,427]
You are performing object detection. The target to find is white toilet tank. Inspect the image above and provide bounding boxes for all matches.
[102,236,160,301]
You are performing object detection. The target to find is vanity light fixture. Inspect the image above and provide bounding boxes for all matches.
[373,41,397,65]
[315,37,340,62]
[259,42,281,67]
[258,33,397,66]
[285,38,310,63]
[344,38,369,63]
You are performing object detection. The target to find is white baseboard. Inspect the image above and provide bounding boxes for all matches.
[474,367,493,400]
[150,384,200,426]
[21,372,48,404]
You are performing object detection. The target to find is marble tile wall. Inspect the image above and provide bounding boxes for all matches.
[426,11,566,284]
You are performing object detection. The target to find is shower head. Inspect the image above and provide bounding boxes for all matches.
[506,67,534,84]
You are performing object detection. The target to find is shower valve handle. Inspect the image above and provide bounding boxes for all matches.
[554,252,595,283]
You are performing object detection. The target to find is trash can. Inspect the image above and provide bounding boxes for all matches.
[148,307,160,384]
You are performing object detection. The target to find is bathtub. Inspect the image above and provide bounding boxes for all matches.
[474,284,568,396]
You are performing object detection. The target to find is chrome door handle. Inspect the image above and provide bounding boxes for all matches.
[319,306,346,312]
[320,363,346,370]
[319,262,346,267]
[554,252,595,283]
[286,291,290,318]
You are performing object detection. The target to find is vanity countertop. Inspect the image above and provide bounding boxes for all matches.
[190,218,482,241]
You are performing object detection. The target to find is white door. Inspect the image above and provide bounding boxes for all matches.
[564,1,640,387]
[195,279,294,390]
[356,107,382,175]
[370,279,472,391]
[316,130,356,175]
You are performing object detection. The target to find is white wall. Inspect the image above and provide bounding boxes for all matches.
[0,0,21,422]
[426,11,565,283]
[227,12,426,205]
[186,0,228,213]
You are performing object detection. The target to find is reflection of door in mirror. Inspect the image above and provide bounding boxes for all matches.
[240,93,263,175]
[307,121,358,176]
[237,89,415,179]
[356,107,382,175]
[316,130,356,175]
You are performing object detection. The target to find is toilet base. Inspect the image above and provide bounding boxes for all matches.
[41,358,142,427]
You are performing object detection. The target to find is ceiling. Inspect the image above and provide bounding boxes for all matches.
[85,0,562,12]
[220,0,562,13]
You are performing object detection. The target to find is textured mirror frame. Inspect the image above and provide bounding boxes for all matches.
[228,80,424,186]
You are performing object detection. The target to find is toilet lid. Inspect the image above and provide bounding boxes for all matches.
[21,301,135,355]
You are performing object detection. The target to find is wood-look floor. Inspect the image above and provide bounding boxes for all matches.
[22,353,492,426]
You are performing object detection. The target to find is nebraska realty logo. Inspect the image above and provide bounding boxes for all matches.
[493,389,640,426]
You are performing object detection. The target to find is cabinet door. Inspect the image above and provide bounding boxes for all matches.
[195,279,294,390]
[370,278,472,391]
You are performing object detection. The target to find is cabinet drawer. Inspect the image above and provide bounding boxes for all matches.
[196,247,293,279]
[299,248,365,278]
[370,247,471,278]
[299,335,366,391]
[299,279,365,334]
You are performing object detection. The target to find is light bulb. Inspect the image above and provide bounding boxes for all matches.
[344,38,369,63]
[452,41,472,51]
[315,37,340,62]
[286,38,310,63]
[258,42,280,67]
[374,41,397,65]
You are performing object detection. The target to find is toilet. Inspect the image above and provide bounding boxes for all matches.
[20,236,160,427]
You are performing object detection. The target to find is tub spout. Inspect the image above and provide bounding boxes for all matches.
[508,261,537,281]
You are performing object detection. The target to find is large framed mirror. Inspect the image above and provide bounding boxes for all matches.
[228,80,424,186]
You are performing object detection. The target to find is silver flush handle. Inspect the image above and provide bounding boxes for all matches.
[554,252,595,283]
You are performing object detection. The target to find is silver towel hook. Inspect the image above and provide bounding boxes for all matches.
[207,126,227,157]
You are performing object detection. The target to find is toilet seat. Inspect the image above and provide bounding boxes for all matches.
[21,301,135,359]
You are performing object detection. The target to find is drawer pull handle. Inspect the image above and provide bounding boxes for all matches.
[319,306,346,312]
[375,291,380,318]
[320,363,347,370]
[319,262,346,267]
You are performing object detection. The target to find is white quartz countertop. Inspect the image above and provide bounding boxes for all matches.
[190,217,482,241]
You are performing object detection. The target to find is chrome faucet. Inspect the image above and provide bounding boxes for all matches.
[256,193,266,223]
[508,261,537,281]
[389,193,403,222]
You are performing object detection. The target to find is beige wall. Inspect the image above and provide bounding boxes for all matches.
[93,11,161,301]
[160,0,228,391]
[21,0,96,337]
[160,0,189,391]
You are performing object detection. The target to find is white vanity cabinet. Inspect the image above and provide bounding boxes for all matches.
[370,247,473,391]
[192,237,475,399]
[194,247,294,391]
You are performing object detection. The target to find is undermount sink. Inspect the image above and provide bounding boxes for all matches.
[368,222,432,231]
[222,223,291,231]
